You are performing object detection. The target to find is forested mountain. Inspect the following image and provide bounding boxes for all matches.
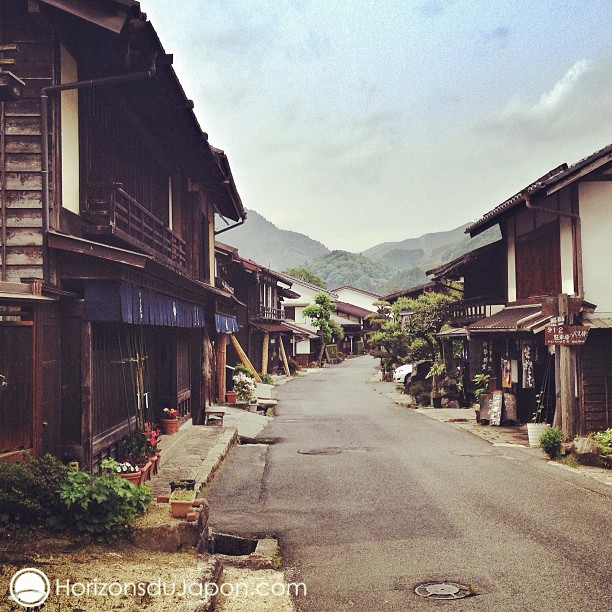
[222,210,500,295]
[219,209,330,270]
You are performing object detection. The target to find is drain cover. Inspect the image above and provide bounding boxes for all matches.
[414,582,471,600]
[298,448,342,455]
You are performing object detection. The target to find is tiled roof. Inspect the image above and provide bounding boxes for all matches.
[468,305,550,333]
[334,301,371,318]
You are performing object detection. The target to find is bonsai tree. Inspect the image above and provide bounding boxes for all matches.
[303,293,344,367]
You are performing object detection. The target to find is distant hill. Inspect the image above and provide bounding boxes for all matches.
[219,210,330,270]
[222,210,500,294]
[362,224,470,260]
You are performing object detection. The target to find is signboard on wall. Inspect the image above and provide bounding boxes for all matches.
[544,325,589,346]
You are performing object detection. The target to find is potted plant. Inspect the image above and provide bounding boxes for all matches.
[101,458,141,484]
[159,407,180,435]
[527,392,551,447]
[144,422,162,474]
[119,430,149,467]
[232,371,257,405]
[169,478,196,492]
[473,373,491,422]
[169,487,197,518]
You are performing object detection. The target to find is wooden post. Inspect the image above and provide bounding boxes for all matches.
[278,335,291,376]
[261,331,269,375]
[229,334,262,382]
[216,332,227,404]
[558,294,576,439]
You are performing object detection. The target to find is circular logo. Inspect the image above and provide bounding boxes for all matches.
[9,568,51,608]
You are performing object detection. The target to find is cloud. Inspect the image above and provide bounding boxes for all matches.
[417,0,457,17]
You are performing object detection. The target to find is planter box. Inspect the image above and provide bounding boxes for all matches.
[170,489,197,518]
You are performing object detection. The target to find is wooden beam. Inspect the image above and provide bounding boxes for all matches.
[216,332,227,403]
[278,335,291,377]
[229,333,262,382]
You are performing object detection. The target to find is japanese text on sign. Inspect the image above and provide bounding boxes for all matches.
[544,325,589,346]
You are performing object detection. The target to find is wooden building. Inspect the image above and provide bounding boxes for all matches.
[0,0,245,468]
[464,144,612,435]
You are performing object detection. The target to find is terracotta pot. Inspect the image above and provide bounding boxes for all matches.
[118,471,141,484]
[226,391,238,403]
[160,418,180,435]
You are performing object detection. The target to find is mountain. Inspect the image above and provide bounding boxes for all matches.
[221,210,500,294]
[361,224,470,260]
[219,209,330,270]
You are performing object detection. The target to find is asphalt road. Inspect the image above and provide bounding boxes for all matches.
[207,355,612,611]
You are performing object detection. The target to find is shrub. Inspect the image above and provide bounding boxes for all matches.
[0,454,69,527]
[409,380,432,406]
[590,428,612,467]
[259,373,273,384]
[59,469,151,541]
[539,426,564,459]
[233,371,257,403]
[233,363,254,378]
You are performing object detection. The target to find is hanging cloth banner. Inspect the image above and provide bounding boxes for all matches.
[84,281,206,328]
[522,341,534,388]
[215,313,239,333]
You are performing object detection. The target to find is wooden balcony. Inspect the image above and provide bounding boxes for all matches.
[82,183,187,270]
[447,299,505,325]
[257,304,285,320]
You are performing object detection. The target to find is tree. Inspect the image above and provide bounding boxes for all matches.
[371,292,456,381]
[303,293,344,366]
[282,267,327,288]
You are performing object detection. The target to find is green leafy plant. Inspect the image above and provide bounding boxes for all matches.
[233,363,254,378]
[472,373,491,401]
[409,380,432,406]
[0,454,69,527]
[590,428,612,467]
[119,430,149,464]
[59,468,151,541]
[539,426,564,459]
[259,372,273,384]
[170,488,197,501]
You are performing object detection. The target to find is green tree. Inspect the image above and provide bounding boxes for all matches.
[371,292,456,381]
[283,267,327,288]
[303,293,344,366]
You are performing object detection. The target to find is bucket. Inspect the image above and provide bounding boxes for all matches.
[527,423,550,447]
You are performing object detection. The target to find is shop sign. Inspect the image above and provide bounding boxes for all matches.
[544,325,589,346]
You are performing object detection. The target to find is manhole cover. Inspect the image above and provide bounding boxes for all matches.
[414,581,471,600]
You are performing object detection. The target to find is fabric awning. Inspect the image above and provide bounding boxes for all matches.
[215,313,239,333]
[85,281,206,328]
[468,305,551,334]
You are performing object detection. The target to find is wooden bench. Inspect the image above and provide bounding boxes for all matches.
[204,407,226,426]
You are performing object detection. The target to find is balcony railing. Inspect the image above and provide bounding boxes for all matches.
[447,299,505,325]
[258,304,285,320]
[82,182,187,270]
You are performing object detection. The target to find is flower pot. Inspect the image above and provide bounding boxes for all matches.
[226,391,238,403]
[170,479,196,492]
[527,422,551,447]
[118,471,141,484]
[170,489,197,518]
[160,418,180,435]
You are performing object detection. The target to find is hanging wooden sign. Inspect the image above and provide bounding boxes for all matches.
[544,325,589,346]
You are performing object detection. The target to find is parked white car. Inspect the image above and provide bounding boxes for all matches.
[393,363,413,384]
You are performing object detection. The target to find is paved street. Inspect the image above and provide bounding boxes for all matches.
[207,356,611,611]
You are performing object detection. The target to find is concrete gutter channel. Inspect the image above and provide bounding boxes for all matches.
[131,380,298,611]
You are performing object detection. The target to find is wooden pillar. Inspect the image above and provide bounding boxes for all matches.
[81,320,93,471]
[216,332,227,404]
[557,294,576,439]
[261,331,269,375]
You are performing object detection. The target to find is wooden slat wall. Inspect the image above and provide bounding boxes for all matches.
[580,329,611,435]
[0,2,54,282]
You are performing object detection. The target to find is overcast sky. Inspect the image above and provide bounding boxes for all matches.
[144,0,612,252]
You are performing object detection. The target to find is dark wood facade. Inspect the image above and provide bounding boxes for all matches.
[0,1,245,468]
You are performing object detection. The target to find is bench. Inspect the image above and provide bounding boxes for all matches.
[204,407,226,426]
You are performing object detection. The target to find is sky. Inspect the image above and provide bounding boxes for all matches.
[143,0,612,252]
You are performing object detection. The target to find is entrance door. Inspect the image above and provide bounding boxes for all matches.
[0,323,33,455]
